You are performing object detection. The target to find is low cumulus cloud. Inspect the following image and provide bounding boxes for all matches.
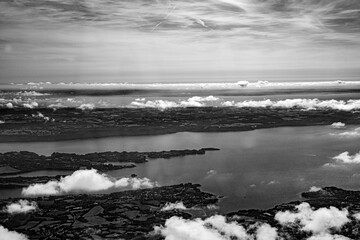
[332,151,360,164]
[3,200,38,214]
[353,213,360,221]
[78,103,95,110]
[129,96,219,109]
[155,202,360,240]
[275,202,349,237]
[330,127,360,138]
[309,186,322,192]
[128,97,360,111]
[0,225,28,240]
[48,103,66,109]
[23,101,39,109]
[161,202,187,211]
[32,112,51,122]
[222,99,360,111]
[307,233,350,240]
[22,169,159,196]
[130,99,178,109]
[330,122,346,128]
[154,215,278,240]
[6,102,13,108]
[16,91,49,97]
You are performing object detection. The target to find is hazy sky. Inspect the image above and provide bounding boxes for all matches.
[1,0,360,83]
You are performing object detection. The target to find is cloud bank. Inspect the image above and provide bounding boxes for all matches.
[129,98,360,111]
[3,200,38,215]
[330,127,360,138]
[0,226,28,240]
[222,99,360,111]
[332,151,360,164]
[78,103,95,111]
[16,91,49,97]
[275,202,349,237]
[22,169,159,196]
[23,101,38,109]
[129,96,219,109]
[155,202,360,240]
[154,215,278,240]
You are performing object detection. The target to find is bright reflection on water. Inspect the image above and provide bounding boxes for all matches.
[0,125,359,213]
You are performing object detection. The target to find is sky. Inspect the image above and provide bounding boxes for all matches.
[0,0,360,83]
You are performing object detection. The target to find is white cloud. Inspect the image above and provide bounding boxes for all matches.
[353,213,360,221]
[255,81,270,86]
[179,100,204,107]
[154,215,277,240]
[78,103,95,110]
[256,223,278,240]
[309,186,322,192]
[222,99,360,111]
[48,103,66,109]
[223,99,273,108]
[206,169,217,177]
[330,122,345,128]
[188,96,219,102]
[114,177,158,190]
[6,103,13,108]
[129,96,219,109]
[332,151,360,164]
[330,128,360,138]
[3,200,38,214]
[275,202,349,235]
[16,91,49,97]
[0,225,29,240]
[22,169,159,196]
[161,202,187,211]
[307,233,351,240]
[179,96,219,108]
[32,112,50,122]
[23,101,38,109]
[129,100,179,109]
[0,120,4,124]
[267,180,280,185]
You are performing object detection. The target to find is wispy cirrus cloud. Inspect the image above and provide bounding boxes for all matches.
[1,0,360,83]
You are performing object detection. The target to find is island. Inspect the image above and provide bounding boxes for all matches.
[0,148,220,176]
[0,107,359,142]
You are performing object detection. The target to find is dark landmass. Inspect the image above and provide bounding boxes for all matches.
[227,186,360,239]
[3,86,360,97]
[1,185,360,239]
[0,175,64,189]
[0,148,219,176]
[0,183,219,240]
[0,107,359,142]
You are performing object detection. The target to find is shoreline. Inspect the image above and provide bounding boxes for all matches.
[1,107,359,143]
[0,122,358,143]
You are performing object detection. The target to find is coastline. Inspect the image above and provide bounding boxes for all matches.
[0,107,359,143]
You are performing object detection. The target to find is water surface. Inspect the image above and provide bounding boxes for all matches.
[1,125,359,213]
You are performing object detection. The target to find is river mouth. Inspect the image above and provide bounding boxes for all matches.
[1,125,359,214]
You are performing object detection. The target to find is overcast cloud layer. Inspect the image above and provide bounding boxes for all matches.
[1,0,360,83]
